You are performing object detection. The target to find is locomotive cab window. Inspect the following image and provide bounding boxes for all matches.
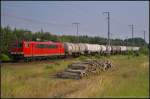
[25,43,30,48]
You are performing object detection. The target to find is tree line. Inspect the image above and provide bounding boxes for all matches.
[0,26,148,54]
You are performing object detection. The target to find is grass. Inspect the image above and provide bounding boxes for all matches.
[1,54,149,98]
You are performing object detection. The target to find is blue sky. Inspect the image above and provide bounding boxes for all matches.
[1,1,149,42]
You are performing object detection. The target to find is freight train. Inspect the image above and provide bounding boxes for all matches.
[10,41,140,61]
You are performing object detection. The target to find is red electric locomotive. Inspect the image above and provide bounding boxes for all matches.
[10,41,65,61]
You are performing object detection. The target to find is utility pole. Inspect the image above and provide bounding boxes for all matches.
[0,32,2,66]
[143,30,146,42]
[0,32,3,54]
[125,36,128,46]
[103,12,110,53]
[128,24,134,46]
[40,27,44,35]
[72,22,80,43]
[110,33,113,46]
[142,30,146,46]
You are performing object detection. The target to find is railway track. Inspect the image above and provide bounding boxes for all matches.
[1,56,75,66]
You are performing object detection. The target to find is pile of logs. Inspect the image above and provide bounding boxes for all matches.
[56,59,112,79]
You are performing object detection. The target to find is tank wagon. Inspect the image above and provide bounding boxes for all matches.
[78,43,86,54]
[132,47,140,52]
[126,46,133,51]
[111,46,117,54]
[84,44,101,54]
[100,45,107,54]
[64,42,80,55]
[120,46,127,54]
[126,46,140,52]
[106,46,112,54]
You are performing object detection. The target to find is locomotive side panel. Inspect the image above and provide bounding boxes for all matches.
[23,41,65,57]
[23,41,33,57]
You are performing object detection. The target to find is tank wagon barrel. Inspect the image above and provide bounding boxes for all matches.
[132,47,140,51]
[100,45,107,54]
[111,46,117,54]
[64,42,79,55]
[78,43,86,54]
[126,46,133,51]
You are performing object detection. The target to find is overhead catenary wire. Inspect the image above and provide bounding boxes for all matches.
[2,13,91,36]
[2,12,135,41]
[1,13,72,28]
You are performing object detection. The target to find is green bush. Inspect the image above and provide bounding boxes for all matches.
[139,47,149,55]
[94,54,104,59]
[78,55,88,60]
[126,51,140,58]
[0,53,12,62]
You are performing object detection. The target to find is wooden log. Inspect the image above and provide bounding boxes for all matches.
[56,59,112,79]
[66,68,87,75]
[57,71,81,79]
[69,63,89,68]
